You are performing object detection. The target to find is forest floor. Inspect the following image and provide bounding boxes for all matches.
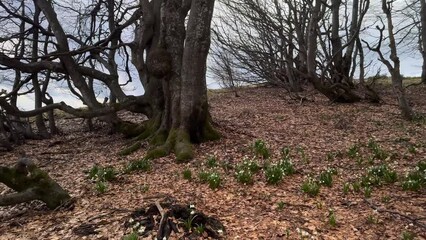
[0,83,426,240]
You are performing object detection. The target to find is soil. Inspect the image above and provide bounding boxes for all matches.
[0,85,425,239]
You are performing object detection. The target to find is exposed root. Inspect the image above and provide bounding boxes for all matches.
[119,142,142,156]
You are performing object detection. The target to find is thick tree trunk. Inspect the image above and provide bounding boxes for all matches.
[121,0,219,162]
[0,158,71,209]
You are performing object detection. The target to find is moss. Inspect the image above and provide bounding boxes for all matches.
[135,117,161,141]
[115,121,146,138]
[118,142,141,156]
[148,129,168,146]
[0,164,71,209]
[174,129,194,163]
[202,120,221,141]
[146,146,169,160]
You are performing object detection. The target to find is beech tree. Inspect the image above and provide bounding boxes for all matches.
[0,0,219,161]
[212,0,378,103]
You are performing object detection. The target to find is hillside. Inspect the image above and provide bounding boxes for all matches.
[1,85,425,239]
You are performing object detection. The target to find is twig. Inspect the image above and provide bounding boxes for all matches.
[364,198,426,229]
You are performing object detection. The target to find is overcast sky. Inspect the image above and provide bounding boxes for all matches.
[0,0,423,110]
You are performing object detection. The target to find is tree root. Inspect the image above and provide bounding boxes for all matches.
[0,158,71,209]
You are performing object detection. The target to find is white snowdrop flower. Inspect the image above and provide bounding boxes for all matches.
[190,204,195,209]
[138,226,146,233]
[218,229,223,234]
[128,218,134,223]
[191,210,196,215]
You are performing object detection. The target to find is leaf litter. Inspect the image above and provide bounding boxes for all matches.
[0,85,425,239]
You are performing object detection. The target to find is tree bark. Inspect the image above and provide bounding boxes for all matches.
[0,158,71,209]
[121,0,219,162]
[420,0,426,83]
[381,0,413,120]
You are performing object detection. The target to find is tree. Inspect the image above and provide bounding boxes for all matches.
[365,0,414,120]
[421,0,426,83]
[0,0,219,161]
[213,0,377,103]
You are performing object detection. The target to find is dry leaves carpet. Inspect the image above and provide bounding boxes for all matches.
[0,85,425,239]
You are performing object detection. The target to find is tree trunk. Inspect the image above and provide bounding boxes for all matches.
[420,0,426,83]
[122,0,219,162]
[382,0,414,120]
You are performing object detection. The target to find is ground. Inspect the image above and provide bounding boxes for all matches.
[0,84,425,239]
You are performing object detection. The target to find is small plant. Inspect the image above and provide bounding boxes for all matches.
[95,181,108,194]
[277,201,286,210]
[122,232,138,240]
[183,215,197,231]
[195,224,205,234]
[326,151,342,162]
[328,209,337,227]
[366,214,377,224]
[347,144,360,159]
[183,168,192,180]
[235,158,261,185]
[253,139,270,159]
[301,178,320,197]
[264,164,283,184]
[198,170,210,183]
[281,147,291,160]
[87,165,117,182]
[207,172,222,189]
[235,168,253,185]
[360,165,398,188]
[364,186,372,198]
[278,159,296,175]
[343,182,351,194]
[206,155,218,168]
[296,146,308,163]
[382,195,391,203]
[367,138,388,160]
[401,231,416,240]
[318,169,336,187]
[103,167,118,181]
[402,161,426,191]
[126,158,151,172]
[352,182,361,192]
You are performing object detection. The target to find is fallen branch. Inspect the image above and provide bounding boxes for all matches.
[0,157,72,209]
[364,198,426,229]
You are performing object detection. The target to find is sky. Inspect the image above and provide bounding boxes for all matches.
[0,0,424,110]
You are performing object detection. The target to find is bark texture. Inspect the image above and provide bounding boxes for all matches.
[122,0,219,162]
[0,157,71,209]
